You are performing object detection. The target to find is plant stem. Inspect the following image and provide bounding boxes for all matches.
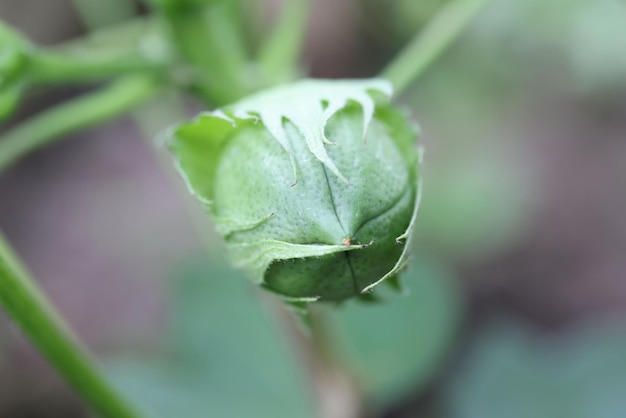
[304,307,369,418]
[0,233,143,418]
[381,0,490,95]
[54,18,156,54]
[161,2,252,105]
[258,0,310,84]
[0,76,161,173]
[71,0,136,30]
[29,52,163,85]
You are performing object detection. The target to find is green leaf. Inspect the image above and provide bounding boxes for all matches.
[106,259,317,418]
[443,320,626,418]
[327,259,462,407]
[225,239,372,287]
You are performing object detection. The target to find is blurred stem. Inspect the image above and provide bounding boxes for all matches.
[0,233,143,418]
[55,17,156,54]
[31,2,160,85]
[258,0,310,84]
[163,2,251,105]
[0,76,161,173]
[381,0,490,95]
[291,308,365,418]
[72,0,136,29]
[29,51,164,85]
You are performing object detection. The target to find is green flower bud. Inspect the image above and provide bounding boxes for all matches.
[167,79,421,302]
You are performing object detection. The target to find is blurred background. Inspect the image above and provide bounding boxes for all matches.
[1,0,626,417]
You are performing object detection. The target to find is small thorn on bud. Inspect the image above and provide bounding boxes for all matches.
[343,237,351,246]
[290,179,298,187]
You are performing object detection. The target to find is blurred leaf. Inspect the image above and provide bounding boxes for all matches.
[377,0,626,97]
[106,259,316,418]
[568,0,626,94]
[415,157,534,261]
[443,320,626,418]
[470,0,626,94]
[327,258,462,407]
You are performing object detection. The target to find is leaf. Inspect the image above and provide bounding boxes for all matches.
[443,320,626,418]
[225,239,371,286]
[327,258,462,408]
[106,259,317,418]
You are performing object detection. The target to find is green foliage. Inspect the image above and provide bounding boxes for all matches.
[415,156,533,261]
[466,0,626,94]
[443,321,626,418]
[106,257,462,418]
[167,79,421,302]
[107,260,317,418]
[0,1,491,417]
[329,259,461,407]
[0,234,141,418]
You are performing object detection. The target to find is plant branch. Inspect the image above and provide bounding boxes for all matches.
[54,17,156,55]
[29,52,164,85]
[0,76,161,173]
[258,0,310,84]
[163,2,251,105]
[0,233,143,418]
[281,306,365,418]
[381,0,490,95]
[71,0,136,30]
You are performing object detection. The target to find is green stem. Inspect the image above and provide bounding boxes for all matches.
[29,52,163,85]
[71,0,136,30]
[0,76,161,173]
[303,309,364,418]
[162,2,251,105]
[258,0,310,84]
[55,18,156,54]
[381,0,490,95]
[0,233,143,418]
